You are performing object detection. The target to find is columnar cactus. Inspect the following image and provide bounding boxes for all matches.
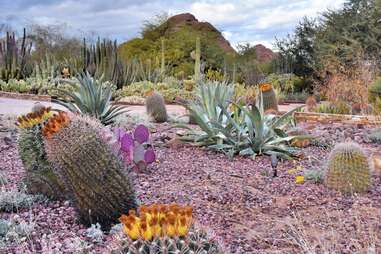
[325,142,371,193]
[259,83,278,112]
[145,91,168,123]
[16,107,66,200]
[111,204,223,254]
[43,113,137,229]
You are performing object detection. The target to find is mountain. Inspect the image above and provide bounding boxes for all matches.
[254,44,277,63]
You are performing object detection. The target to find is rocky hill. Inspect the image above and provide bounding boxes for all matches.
[254,44,277,63]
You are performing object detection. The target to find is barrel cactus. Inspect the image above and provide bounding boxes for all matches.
[16,107,66,200]
[258,83,278,112]
[325,142,371,193]
[111,204,223,254]
[43,113,137,229]
[145,91,168,123]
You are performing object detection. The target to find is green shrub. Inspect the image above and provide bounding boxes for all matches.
[325,142,371,193]
[369,128,381,144]
[44,113,137,229]
[369,77,381,103]
[0,218,35,250]
[0,190,43,212]
[267,73,304,93]
[145,91,168,122]
[314,101,351,114]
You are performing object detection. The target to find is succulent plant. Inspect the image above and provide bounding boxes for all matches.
[258,83,278,112]
[145,91,168,123]
[111,125,156,170]
[111,204,223,254]
[16,107,66,200]
[43,113,137,229]
[325,142,371,193]
[369,128,381,144]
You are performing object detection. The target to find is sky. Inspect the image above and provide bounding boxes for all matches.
[0,0,345,49]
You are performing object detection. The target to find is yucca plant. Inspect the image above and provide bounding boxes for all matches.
[53,72,127,125]
[179,81,307,159]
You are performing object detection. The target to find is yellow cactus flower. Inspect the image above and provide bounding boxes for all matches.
[295,175,305,184]
[16,107,52,129]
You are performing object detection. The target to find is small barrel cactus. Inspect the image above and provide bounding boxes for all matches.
[259,83,278,112]
[111,204,223,254]
[43,113,137,229]
[325,142,371,193]
[145,91,168,123]
[16,107,66,200]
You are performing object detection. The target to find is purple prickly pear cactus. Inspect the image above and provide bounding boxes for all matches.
[111,125,156,170]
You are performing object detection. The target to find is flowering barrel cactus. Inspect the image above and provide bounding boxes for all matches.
[16,107,66,200]
[112,125,156,170]
[325,142,371,193]
[258,83,278,112]
[110,204,223,254]
[43,113,137,229]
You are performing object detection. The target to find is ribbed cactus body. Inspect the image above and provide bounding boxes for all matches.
[44,115,137,229]
[262,87,278,112]
[325,142,371,193]
[112,228,223,254]
[145,91,168,123]
[17,126,66,200]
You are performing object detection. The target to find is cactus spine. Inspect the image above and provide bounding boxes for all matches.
[43,114,137,229]
[325,142,371,193]
[145,91,168,123]
[194,37,201,82]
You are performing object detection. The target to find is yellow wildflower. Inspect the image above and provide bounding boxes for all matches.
[295,175,305,184]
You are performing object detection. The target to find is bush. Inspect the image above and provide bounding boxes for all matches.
[0,218,35,249]
[267,73,304,93]
[369,128,381,144]
[314,101,351,114]
[0,190,43,212]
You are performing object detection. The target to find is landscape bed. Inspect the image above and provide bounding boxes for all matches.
[1,118,380,253]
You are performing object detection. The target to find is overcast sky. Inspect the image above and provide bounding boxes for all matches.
[0,0,345,49]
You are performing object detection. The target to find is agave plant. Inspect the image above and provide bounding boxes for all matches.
[53,72,127,125]
[179,81,308,159]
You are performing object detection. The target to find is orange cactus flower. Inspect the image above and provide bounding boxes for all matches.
[42,112,70,138]
[259,83,272,92]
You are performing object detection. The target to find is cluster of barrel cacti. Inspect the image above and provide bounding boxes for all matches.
[258,83,278,112]
[145,91,168,122]
[325,142,371,193]
[112,204,223,254]
[14,106,159,229]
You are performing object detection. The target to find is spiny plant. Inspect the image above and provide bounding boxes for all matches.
[53,71,127,125]
[325,142,371,194]
[43,112,137,229]
[145,91,168,123]
[103,125,156,171]
[180,81,306,159]
[111,204,223,254]
[16,107,66,200]
[369,128,381,144]
[258,83,278,112]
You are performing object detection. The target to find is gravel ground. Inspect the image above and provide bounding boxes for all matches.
[0,121,380,253]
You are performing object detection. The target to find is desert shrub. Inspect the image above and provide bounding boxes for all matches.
[85,223,104,243]
[206,68,225,81]
[369,128,381,144]
[43,113,137,229]
[325,142,371,193]
[368,77,381,102]
[0,190,43,212]
[304,169,324,183]
[0,218,35,250]
[314,101,351,114]
[267,73,304,93]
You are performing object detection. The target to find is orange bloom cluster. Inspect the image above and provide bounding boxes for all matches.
[259,83,272,92]
[119,204,193,241]
[42,112,70,138]
[16,107,52,129]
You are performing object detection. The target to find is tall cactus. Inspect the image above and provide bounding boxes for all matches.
[325,142,371,193]
[0,28,32,81]
[16,106,66,200]
[43,113,137,229]
[194,37,201,82]
[160,38,165,75]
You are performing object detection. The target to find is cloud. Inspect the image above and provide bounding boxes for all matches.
[0,0,346,49]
